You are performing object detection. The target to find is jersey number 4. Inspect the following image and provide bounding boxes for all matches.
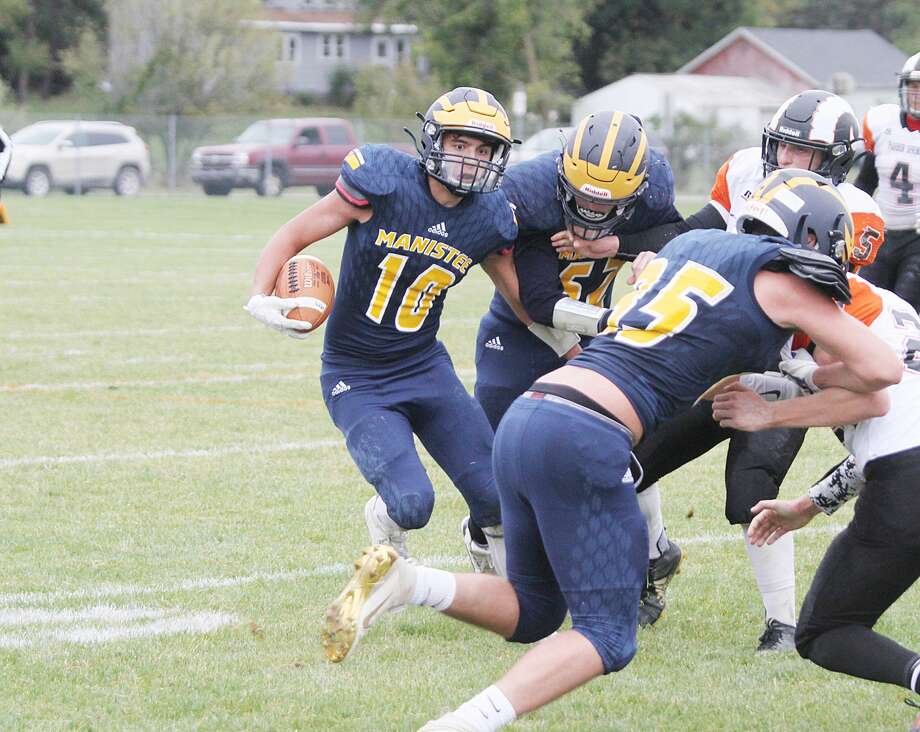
[366,253,456,332]
[605,258,734,347]
[891,162,914,205]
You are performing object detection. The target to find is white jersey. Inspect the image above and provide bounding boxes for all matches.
[709,147,886,267]
[863,104,920,231]
[842,274,920,469]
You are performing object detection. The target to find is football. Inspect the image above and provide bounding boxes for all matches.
[273,254,335,329]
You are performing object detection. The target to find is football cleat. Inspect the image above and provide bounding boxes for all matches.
[461,516,495,574]
[418,712,482,732]
[321,545,416,663]
[755,618,796,654]
[638,539,682,627]
[364,496,413,562]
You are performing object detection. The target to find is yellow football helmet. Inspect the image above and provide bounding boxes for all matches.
[416,87,515,195]
[737,168,854,268]
[557,111,649,239]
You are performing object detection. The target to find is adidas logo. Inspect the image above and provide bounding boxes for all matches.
[484,336,504,351]
[427,221,449,237]
[330,380,351,397]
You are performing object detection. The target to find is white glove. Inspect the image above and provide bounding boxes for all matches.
[244,293,314,339]
[0,126,11,183]
[739,371,804,401]
[779,350,819,393]
[528,322,580,357]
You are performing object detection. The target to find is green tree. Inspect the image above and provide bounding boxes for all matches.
[108,0,282,114]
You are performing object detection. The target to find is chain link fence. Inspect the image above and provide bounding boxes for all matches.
[0,110,757,197]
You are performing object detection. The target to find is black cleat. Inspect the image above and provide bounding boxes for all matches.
[755,618,796,654]
[638,540,682,627]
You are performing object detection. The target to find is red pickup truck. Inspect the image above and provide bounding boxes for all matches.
[190,117,360,197]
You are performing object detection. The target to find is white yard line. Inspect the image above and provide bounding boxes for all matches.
[0,372,310,393]
[0,439,341,468]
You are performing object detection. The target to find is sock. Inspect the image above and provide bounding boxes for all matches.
[467,517,487,545]
[637,483,668,560]
[910,656,920,693]
[742,524,796,626]
[451,685,517,732]
[409,565,456,611]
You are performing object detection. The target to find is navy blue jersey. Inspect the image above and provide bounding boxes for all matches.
[489,149,682,324]
[571,230,793,434]
[323,145,518,364]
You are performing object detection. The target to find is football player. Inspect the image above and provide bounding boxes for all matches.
[630,91,887,646]
[712,272,920,711]
[472,111,685,618]
[856,52,920,309]
[245,87,519,573]
[320,170,901,731]
[0,125,11,224]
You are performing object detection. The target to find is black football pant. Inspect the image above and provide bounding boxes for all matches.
[634,400,806,525]
[860,228,920,312]
[795,447,920,691]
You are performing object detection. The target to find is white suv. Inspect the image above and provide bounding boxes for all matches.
[7,120,151,196]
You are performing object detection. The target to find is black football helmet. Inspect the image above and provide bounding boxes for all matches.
[762,90,859,185]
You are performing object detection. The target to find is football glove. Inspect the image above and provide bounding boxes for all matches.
[528,322,580,357]
[738,371,804,401]
[779,351,819,393]
[244,293,314,339]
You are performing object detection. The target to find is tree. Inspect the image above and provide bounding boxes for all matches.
[107,0,282,114]
[574,0,757,92]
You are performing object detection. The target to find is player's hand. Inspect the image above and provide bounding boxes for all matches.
[244,293,314,338]
[627,251,657,285]
[738,371,803,401]
[550,231,620,259]
[711,382,775,431]
[779,350,819,393]
[748,497,818,546]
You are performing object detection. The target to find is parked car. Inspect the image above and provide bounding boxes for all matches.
[509,126,573,164]
[7,120,150,196]
[190,118,362,197]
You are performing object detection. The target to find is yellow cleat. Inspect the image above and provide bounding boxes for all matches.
[321,544,415,663]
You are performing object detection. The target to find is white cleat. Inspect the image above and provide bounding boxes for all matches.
[321,545,416,663]
[364,496,413,562]
[418,712,482,732]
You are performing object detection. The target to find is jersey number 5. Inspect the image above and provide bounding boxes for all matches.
[366,253,456,332]
[605,258,734,347]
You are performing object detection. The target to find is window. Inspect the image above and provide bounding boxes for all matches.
[376,40,388,59]
[296,128,321,145]
[320,33,347,59]
[280,33,300,62]
[87,132,129,146]
[64,131,91,147]
[396,39,407,63]
[325,126,350,144]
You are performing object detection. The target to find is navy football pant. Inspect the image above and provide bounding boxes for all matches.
[795,447,920,690]
[321,342,500,529]
[474,311,566,431]
[493,395,646,674]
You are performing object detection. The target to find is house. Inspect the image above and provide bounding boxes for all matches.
[248,0,419,97]
[677,27,908,118]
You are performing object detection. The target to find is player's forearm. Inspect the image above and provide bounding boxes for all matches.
[853,152,878,196]
[813,360,900,393]
[757,387,889,429]
[808,455,864,515]
[250,223,311,295]
[483,253,533,325]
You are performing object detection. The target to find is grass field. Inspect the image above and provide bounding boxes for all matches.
[0,190,917,731]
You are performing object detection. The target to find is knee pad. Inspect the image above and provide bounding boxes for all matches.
[384,489,435,530]
[507,581,567,644]
[571,616,638,674]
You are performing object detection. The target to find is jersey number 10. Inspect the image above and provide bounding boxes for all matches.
[366,253,457,332]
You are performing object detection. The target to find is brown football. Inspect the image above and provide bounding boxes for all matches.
[273,254,335,329]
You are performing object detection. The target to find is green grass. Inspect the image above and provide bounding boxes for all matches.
[0,191,917,730]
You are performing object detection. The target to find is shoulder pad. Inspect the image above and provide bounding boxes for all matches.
[641,150,676,210]
[764,246,851,304]
[481,191,519,242]
[865,104,900,135]
[339,144,409,200]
